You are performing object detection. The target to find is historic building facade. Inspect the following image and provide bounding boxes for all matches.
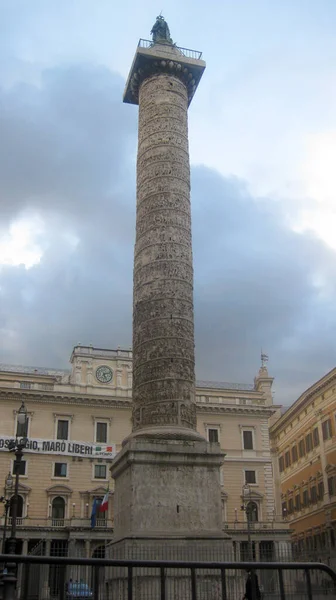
[0,345,289,561]
[270,367,336,561]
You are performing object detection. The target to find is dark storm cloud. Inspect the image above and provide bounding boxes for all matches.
[0,65,136,364]
[192,168,336,403]
[0,65,136,225]
[0,64,336,405]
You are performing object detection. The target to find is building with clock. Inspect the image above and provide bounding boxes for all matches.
[0,344,290,577]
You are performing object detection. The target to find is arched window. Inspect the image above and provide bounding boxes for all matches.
[52,496,65,520]
[246,501,258,522]
[9,495,23,518]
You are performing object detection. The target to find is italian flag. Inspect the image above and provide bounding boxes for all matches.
[99,489,109,512]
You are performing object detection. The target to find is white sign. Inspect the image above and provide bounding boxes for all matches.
[0,435,117,458]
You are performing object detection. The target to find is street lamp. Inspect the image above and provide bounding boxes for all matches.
[241,484,254,562]
[0,473,13,553]
[7,401,28,555]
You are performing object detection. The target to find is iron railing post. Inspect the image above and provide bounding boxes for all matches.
[220,568,227,600]
[278,568,285,600]
[21,562,30,600]
[305,568,313,600]
[127,565,132,600]
[191,567,197,600]
[93,565,100,600]
[160,566,165,600]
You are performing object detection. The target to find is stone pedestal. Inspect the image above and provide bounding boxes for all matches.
[109,437,231,598]
[111,437,227,539]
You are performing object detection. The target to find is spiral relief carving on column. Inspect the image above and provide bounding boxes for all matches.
[132,73,197,433]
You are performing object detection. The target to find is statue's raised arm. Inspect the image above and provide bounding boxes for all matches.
[150,15,173,44]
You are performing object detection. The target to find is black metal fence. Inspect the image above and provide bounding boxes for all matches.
[0,554,336,600]
[138,38,203,60]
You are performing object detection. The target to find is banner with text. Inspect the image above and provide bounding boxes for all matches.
[0,435,117,458]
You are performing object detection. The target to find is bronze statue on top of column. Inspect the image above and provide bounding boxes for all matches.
[150,15,173,45]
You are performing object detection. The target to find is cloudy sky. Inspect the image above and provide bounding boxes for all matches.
[1,0,336,405]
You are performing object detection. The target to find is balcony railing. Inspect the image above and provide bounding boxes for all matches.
[51,518,65,528]
[8,517,23,526]
[224,520,290,531]
[0,516,113,529]
[96,518,107,528]
[138,38,202,60]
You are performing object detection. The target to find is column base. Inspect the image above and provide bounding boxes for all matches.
[111,436,228,540]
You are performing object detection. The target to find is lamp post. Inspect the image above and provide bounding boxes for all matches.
[241,484,254,562]
[0,473,13,554]
[7,401,28,555]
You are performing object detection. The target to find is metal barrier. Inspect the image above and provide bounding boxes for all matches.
[0,554,336,600]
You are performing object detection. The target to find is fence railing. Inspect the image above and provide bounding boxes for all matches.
[7,518,23,527]
[138,38,203,60]
[224,520,290,531]
[0,516,113,529]
[0,553,335,600]
[51,519,64,528]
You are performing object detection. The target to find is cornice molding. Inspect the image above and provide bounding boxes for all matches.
[271,371,336,433]
[197,405,275,417]
[0,389,132,409]
[0,389,274,416]
[4,525,114,533]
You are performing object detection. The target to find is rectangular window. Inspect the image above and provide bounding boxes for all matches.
[279,456,284,473]
[305,433,313,453]
[94,464,107,479]
[285,451,291,468]
[54,463,67,478]
[291,445,298,463]
[318,480,324,500]
[311,486,317,504]
[282,502,287,517]
[39,383,54,391]
[288,498,294,514]
[322,419,332,441]
[328,476,334,497]
[16,416,29,438]
[12,460,26,476]
[298,439,305,457]
[245,470,256,484]
[243,430,253,450]
[240,541,256,561]
[208,428,219,443]
[96,422,108,444]
[295,494,301,511]
[313,427,320,447]
[302,489,309,507]
[19,382,32,389]
[57,420,69,441]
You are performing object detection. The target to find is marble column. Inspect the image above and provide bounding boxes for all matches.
[110,20,229,559]
[132,69,196,436]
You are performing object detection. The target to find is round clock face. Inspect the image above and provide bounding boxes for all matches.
[96,365,113,384]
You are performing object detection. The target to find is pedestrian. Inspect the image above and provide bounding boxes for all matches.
[243,570,261,600]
